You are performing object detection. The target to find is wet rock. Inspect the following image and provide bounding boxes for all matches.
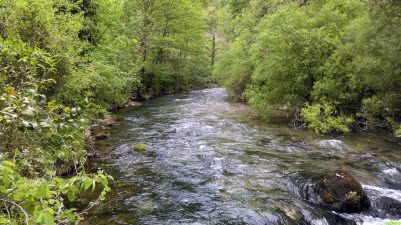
[165,128,176,133]
[90,125,108,140]
[94,131,108,140]
[104,118,117,127]
[84,127,95,143]
[125,101,142,107]
[297,209,357,225]
[113,101,143,109]
[377,196,401,217]
[382,168,401,188]
[308,170,370,213]
[93,116,119,127]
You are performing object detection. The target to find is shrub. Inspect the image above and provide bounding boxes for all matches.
[301,103,353,134]
[0,38,111,224]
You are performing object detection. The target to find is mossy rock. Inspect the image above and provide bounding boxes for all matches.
[131,144,148,153]
[311,170,370,213]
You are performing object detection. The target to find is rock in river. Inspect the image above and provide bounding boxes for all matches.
[377,196,401,218]
[308,170,371,213]
[131,143,148,153]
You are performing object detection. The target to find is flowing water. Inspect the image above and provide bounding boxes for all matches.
[84,88,401,225]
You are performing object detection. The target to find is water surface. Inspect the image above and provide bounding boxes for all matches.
[85,88,401,225]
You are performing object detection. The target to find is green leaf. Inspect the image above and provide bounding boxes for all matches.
[55,177,63,186]
[46,207,54,215]
[100,175,108,186]
[22,106,35,116]
[0,186,7,193]
[0,218,9,224]
[2,170,9,187]
[35,213,44,223]
[67,190,75,202]
[26,204,35,214]
[13,192,23,201]
[67,213,75,222]
[10,218,17,225]
[2,161,15,167]
[3,166,13,174]
[36,182,46,199]
[83,178,92,191]
[43,212,54,225]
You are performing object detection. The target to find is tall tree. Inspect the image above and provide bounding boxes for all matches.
[125,0,209,97]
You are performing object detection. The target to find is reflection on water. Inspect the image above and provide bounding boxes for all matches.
[84,88,401,225]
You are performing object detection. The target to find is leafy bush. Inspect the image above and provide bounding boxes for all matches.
[301,103,353,134]
[0,38,111,224]
[0,163,111,225]
[216,0,401,135]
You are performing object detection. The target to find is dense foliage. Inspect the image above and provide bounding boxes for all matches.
[0,0,211,223]
[214,0,401,134]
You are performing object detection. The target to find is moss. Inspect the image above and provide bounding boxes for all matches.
[395,128,401,137]
[323,192,334,203]
[131,144,148,153]
[345,191,362,204]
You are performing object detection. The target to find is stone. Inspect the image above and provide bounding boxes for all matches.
[378,196,401,217]
[95,131,108,140]
[104,118,117,127]
[123,101,142,108]
[90,125,108,140]
[309,170,370,213]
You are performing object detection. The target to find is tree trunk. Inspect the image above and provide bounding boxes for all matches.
[211,34,216,66]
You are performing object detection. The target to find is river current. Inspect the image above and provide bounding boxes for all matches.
[84,88,401,225]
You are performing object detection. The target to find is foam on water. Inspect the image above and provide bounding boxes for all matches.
[318,139,351,151]
[363,185,401,202]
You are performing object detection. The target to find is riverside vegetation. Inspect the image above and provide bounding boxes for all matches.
[1,0,401,224]
[214,0,401,135]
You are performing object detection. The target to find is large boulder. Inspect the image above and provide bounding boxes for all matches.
[309,170,370,213]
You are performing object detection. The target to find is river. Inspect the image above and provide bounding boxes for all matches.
[84,88,401,225]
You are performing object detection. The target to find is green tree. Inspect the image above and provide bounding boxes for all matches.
[125,0,210,97]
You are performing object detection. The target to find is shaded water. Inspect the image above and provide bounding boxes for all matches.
[85,88,401,225]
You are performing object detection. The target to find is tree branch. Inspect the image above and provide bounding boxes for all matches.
[0,198,29,225]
